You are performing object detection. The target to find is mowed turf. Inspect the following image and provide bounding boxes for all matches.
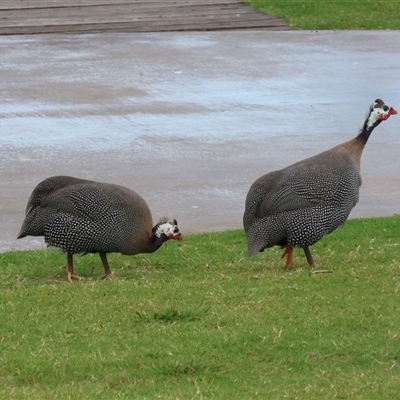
[246,0,400,29]
[1,215,400,399]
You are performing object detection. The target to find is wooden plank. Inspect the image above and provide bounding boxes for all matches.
[0,0,244,10]
[0,6,275,24]
[0,0,290,34]
[1,13,279,29]
[0,3,247,14]
[0,15,288,31]
[0,7,262,23]
[0,4,259,16]
[0,20,289,35]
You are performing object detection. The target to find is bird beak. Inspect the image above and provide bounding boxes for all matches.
[379,106,397,121]
[169,232,183,241]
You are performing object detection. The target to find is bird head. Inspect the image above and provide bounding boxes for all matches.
[154,218,183,241]
[366,99,397,129]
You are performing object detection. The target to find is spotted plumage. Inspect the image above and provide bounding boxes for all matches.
[17,176,182,280]
[243,99,397,267]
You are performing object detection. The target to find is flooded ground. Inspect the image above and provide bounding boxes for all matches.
[1,30,399,251]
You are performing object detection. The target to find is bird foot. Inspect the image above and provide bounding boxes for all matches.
[280,245,294,268]
[67,271,83,282]
[62,265,95,279]
[101,273,113,280]
[309,262,317,267]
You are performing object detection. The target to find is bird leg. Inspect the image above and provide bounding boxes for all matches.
[99,252,113,279]
[66,253,83,282]
[303,247,316,266]
[280,245,294,267]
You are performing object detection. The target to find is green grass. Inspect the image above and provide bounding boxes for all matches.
[245,0,400,29]
[1,215,400,399]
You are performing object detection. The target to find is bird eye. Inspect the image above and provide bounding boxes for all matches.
[382,105,389,111]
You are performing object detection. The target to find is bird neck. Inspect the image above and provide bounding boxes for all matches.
[332,136,367,174]
[357,117,382,144]
[332,116,382,173]
[148,232,168,253]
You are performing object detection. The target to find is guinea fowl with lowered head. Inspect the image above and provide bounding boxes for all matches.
[243,99,397,267]
[17,176,183,281]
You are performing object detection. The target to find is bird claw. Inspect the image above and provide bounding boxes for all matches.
[101,273,113,280]
[67,272,83,282]
[63,265,96,280]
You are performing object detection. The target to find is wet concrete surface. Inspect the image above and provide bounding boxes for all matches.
[1,30,399,251]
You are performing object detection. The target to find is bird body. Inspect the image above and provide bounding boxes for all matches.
[18,176,182,280]
[243,99,397,266]
[244,149,360,257]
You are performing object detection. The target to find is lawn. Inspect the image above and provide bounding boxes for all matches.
[245,0,400,30]
[1,216,400,399]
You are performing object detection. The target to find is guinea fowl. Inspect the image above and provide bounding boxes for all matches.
[243,99,397,267]
[17,176,182,281]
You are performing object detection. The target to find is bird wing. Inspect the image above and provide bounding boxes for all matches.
[23,176,89,214]
[40,189,80,215]
[255,179,318,218]
[252,151,359,218]
[40,184,114,222]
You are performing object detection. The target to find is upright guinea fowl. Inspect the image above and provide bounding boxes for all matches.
[17,176,182,281]
[243,99,397,267]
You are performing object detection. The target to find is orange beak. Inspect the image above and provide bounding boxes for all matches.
[380,106,397,121]
[170,233,183,241]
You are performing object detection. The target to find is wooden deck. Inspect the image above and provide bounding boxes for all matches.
[0,0,289,35]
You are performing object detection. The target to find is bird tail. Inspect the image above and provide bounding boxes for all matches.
[16,207,47,239]
[245,215,286,258]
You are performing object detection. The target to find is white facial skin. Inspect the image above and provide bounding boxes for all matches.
[155,221,180,239]
[367,104,391,128]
